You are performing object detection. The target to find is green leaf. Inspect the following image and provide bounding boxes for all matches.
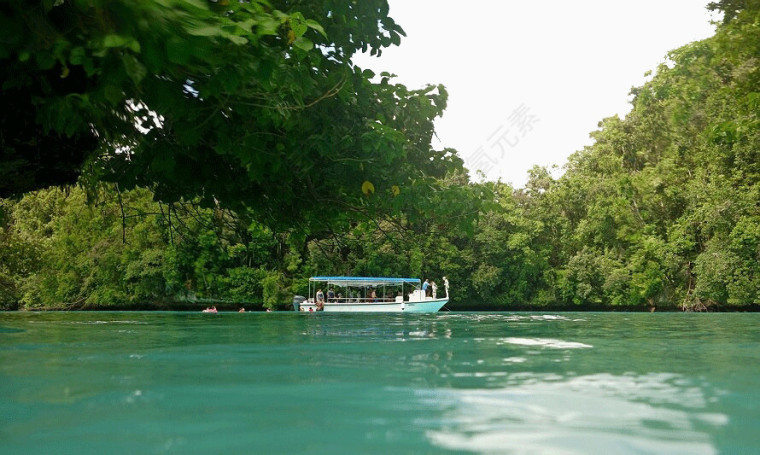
[103,34,141,53]
[390,31,401,46]
[121,54,147,85]
[305,19,327,38]
[235,18,258,33]
[293,36,313,52]
[150,153,174,175]
[103,84,123,105]
[34,51,56,70]
[289,12,308,38]
[165,38,190,64]
[185,23,221,37]
[69,47,85,65]
[223,33,248,45]
[256,16,281,36]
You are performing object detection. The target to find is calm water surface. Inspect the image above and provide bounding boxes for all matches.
[1,312,758,454]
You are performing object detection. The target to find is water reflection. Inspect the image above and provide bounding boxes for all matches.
[422,372,726,455]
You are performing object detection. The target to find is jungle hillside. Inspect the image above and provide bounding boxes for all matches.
[0,1,758,311]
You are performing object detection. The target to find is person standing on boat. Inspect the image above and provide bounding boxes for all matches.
[327,288,335,302]
[443,276,450,298]
[316,288,324,305]
[431,281,438,299]
[422,279,430,297]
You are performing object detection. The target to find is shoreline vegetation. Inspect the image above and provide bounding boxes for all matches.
[1,2,758,312]
[9,302,760,313]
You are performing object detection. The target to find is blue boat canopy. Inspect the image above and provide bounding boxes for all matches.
[309,276,420,287]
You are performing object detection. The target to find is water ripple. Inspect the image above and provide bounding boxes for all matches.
[500,337,593,349]
[421,372,726,455]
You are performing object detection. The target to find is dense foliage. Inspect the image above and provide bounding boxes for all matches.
[537,0,760,310]
[0,2,758,310]
[0,0,464,234]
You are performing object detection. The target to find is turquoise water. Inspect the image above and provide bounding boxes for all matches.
[1,312,758,454]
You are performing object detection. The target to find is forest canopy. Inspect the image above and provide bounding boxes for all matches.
[0,0,467,232]
[0,1,758,311]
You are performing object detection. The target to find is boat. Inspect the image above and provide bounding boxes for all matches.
[293,276,449,313]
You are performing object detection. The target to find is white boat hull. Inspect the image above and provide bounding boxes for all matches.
[298,298,448,313]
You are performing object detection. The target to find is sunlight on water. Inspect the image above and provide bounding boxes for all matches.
[499,337,594,349]
[423,373,727,455]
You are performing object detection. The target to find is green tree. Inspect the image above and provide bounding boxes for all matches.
[525,0,760,309]
[0,1,454,235]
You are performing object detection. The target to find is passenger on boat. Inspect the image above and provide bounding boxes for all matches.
[370,289,378,302]
[431,281,438,299]
[422,279,430,296]
[316,288,324,304]
[315,299,324,311]
[327,288,335,302]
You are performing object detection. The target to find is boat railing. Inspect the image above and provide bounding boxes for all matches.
[307,294,440,304]
[308,297,403,304]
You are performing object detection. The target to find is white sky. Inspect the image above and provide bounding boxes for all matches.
[353,1,718,187]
